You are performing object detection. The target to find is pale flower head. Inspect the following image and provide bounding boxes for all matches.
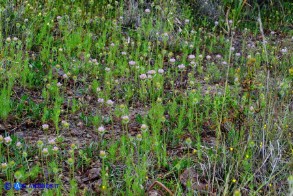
[4,136,12,145]
[129,61,136,66]
[98,98,104,103]
[169,58,176,63]
[158,69,164,74]
[178,64,185,70]
[139,74,147,80]
[42,124,49,131]
[188,54,195,60]
[106,99,114,106]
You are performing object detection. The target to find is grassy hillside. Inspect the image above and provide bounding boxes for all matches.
[0,0,292,195]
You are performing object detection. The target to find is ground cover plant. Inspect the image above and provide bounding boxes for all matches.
[0,0,292,195]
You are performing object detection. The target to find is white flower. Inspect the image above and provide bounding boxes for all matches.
[206,55,211,60]
[178,64,185,69]
[57,82,62,87]
[13,37,18,41]
[53,146,59,152]
[215,21,219,26]
[185,19,190,24]
[222,61,227,65]
[4,136,12,144]
[106,100,114,106]
[48,139,55,145]
[121,115,129,124]
[216,54,222,59]
[147,70,156,75]
[42,148,49,155]
[6,37,11,42]
[129,61,136,66]
[169,58,176,63]
[188,54,195,60]
[235,53,241,57]
[98,126,105,134]
[57,16,62,21]
[281,48,288,54]
[62,74,68,79]
[228,20,233,24]
[121,51,127,55]
[141,124,148,131]
[158,69,164,74]
[110,43,115,47]
[16,142,22,148]
[42,124,49,130]
[230,47,235,51]
[96,87,101,92]
[145,8,150,13]
[105,67,111,72]
[139,74,147,79]
[98,98,104,103]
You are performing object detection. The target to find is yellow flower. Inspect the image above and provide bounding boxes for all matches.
[289,68,293,76]
[232,179,237,183]
[230,147,234,152]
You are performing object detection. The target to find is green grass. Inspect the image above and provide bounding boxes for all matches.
[0,0,292,195]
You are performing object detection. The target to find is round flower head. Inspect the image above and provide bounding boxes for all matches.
[129,61,136,66]
[62,74,68,79]
[141,124,148,132]
[4,136,12,145]
[53,146,59,152]
[67,158,74,165]
[48,138,56,145]
[215,21,219,26]
[121,115,130,124]
[121,51,127,55]
[57,16,62,21]
[158,69,164,74]
[222,61,227,65]
[136,134,142,141]
[61,120,69,128]
[147,70,156,75]
[169,58,176,63]
[228,20,233,24]
[185,137,192,147]
[188,54,195,60]
[185,19,190,24]
[42,124,49,131]
[57,82,62,87]
[1,163,8,170]
[105,67,111,72]
[106,99,114,106]
[100,150,106,159]
[281,48,288,54]
[235,53,241,57]
[139,74,147,80]
[16,142,22,148]
[145,8,150,13]
[178,64,185,70]
[6,37,11,42]
[216,54,222,59]
[98,126,105,134]
[13,37,18,41]
[42,148,49,156]
[98,98,104,103]
[230,47,235,51]
[206,55,211,60]
[37,140,44,148]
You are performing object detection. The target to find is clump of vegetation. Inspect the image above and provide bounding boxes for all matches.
[0,0,292,195]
